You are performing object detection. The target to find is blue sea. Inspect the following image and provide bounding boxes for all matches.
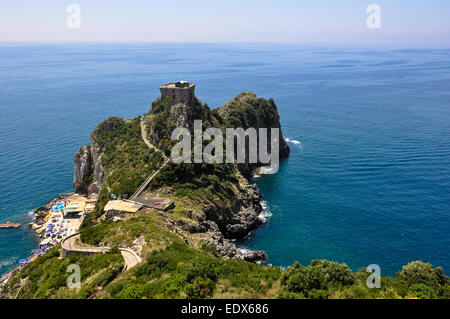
[1,43,449,277]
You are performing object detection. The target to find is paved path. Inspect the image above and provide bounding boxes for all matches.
[61,233,142,271]
[130,119,170,200]
[140,118,167,159]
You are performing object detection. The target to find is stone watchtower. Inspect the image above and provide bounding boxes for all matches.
[160,81,196,105]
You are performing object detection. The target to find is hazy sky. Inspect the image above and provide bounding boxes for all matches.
[1,0,450,47]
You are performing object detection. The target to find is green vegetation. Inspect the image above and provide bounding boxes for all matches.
[146,95,258,207]
[278,260,450,299]
[219,92,279,129]
[150,162,239,205]
[147,96,222,155]
[278,260,355,299]
[92,117,164,201]
[81,116,164,228]
[99,242,281,299]
[80,212,181,256]
[2,246,123,299]
[4,242,449,299]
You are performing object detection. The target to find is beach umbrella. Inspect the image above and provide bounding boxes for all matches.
[41,245,48,249]
[19,259,27,264]
[35,249,42,253]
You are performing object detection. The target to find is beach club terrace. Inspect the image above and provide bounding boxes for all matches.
[63,200,85,217]
[62,194,97,218]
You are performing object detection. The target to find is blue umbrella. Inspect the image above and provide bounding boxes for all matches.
[35,249,42,253]
[19,259,27,264]
[41,245,48,249]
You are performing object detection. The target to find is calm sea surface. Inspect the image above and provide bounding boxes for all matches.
[1,43,449,276]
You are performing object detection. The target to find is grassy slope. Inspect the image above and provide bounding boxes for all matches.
[99,242,282,299]
[2,246,123,299]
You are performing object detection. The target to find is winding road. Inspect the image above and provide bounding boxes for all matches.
[61,233,142,271]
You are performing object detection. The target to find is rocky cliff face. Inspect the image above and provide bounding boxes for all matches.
[146,96,214,149]
[73,138,105,195]
[73,145,92,194]
[201,175,263,239]
[218,92,290,177]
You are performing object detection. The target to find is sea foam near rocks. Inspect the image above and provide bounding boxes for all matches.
[258,200,272,222]
[285,137,303,149]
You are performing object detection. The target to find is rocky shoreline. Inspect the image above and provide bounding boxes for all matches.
[29,193,75,229]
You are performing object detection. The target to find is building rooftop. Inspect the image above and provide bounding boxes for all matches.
[133,195,175,211]
[64,201,85,214]
[160,81,194,89]
[104,200,142,213]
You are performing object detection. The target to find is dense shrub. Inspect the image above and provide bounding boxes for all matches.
[397,261,442,287]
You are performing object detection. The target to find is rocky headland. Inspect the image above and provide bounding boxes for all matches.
[70,84,290,263]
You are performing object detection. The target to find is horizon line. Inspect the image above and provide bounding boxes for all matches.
[1,41,449,50]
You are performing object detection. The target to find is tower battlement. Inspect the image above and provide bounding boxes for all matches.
[160,81,196,105]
